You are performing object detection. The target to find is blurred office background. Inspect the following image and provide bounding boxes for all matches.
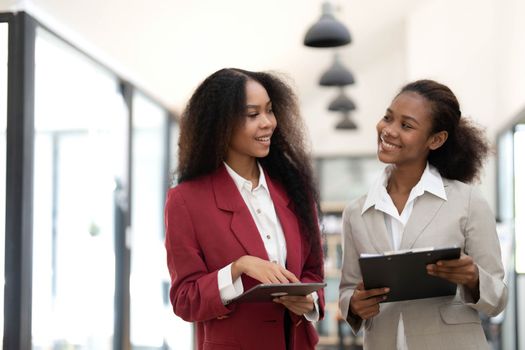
[0,0,523,349]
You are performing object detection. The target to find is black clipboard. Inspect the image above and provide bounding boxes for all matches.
[359,247,461,302]
[226,282,326,304]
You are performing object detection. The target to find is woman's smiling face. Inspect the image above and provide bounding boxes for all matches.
[227,79,277,163]
[376,91,442,167]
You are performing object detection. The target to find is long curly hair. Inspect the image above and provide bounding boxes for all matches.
[399,80,490,183]
[177,68,322,263]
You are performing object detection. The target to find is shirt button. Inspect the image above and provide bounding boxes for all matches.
[256,209,261,214]
[266,234,271,239]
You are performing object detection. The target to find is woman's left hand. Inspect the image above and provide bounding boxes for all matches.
[426,253,479,291]
[273,295,314,316]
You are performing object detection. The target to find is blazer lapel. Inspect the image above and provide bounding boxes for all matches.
[362,207,394,253]
[212,166,269,260]
[400,190,446,249]
[265,172,302,278]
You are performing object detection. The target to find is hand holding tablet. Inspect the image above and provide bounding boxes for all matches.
[226,282,326,304]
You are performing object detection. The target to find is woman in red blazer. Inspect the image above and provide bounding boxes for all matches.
[165,68,325,350]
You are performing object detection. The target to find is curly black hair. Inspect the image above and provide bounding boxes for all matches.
[399,79,490,183]
[177,68,322,266]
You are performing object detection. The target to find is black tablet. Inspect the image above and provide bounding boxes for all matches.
[359,247,461,302]
[227,282,326,304]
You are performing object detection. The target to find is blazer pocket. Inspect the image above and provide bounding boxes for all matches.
[305,321,319,345]
[439,303,481,325]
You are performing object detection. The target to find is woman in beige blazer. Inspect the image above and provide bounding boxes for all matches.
[339,80,507,350]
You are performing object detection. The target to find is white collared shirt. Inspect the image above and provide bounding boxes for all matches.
[362,163,447,249]
[217,162,319,321]
[225,162,288,267]
[362,163,447,349]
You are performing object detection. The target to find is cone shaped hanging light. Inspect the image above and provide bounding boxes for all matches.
[319,54,355,86]
[335,112,358,130]
[328,88,356,111]
[304,2,351,48]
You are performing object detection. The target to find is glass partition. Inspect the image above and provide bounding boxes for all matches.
[129,94,191,349]
[129,92,168,348]
[31,28,127,349]
[0,21,9,348]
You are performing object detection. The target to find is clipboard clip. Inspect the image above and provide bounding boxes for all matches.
[383,247,435,255]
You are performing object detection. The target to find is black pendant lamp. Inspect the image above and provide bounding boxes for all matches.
[328,88,356,111]
[304,2,351,48]
[319,54,355,86]
[335,112,358,130]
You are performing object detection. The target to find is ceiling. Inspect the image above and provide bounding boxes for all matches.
[0,0,436,155]
[6,0,424,112]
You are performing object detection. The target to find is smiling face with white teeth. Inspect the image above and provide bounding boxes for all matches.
[376,91,447,169]
[226,79,277,167]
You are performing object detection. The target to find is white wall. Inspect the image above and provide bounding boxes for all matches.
[406,0,498,137]
[494,0,525,121]
[404,0,525,209]
[0,0,18,10]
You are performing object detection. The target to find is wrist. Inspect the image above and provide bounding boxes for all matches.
[466,278,479,292]
[348,302,360,322]
[349,297,357,316]
[231,256,245,280]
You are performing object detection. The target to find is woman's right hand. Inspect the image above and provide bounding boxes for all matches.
[349,282,389,320]
[231,255,299,284]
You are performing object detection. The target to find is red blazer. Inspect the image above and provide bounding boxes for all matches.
[165,165,325,350]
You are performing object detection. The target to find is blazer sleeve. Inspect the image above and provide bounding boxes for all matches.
[164,188,233,322]
[339,203,364,334]
[299,207,325,320]
[460,186,508,316]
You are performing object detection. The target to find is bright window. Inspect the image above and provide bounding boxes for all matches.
[129,93,192,349]
[32,28,127,349]
[129,92,166,348]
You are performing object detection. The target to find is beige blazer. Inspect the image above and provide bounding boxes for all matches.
[339,178,507,350]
